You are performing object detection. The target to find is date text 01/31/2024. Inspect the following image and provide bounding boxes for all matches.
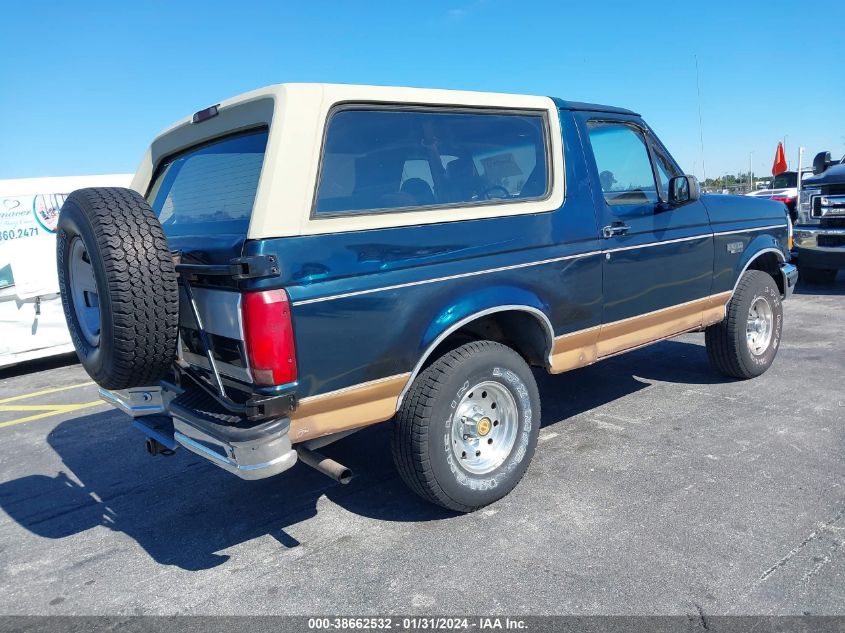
[306,617,527,630]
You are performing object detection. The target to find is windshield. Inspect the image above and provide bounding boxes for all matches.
[147,129,268,236]
[771,172,797,189]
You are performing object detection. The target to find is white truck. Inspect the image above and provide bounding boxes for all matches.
[0,175,131,369]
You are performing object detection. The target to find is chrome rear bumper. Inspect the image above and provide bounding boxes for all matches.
[99,384,297,480]
[172,417,297,481]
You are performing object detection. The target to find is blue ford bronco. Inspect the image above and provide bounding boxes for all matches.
[57,84,797,511]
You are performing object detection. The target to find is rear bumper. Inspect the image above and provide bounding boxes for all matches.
[99,384,297,480]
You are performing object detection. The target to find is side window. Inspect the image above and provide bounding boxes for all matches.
[587,122,658,206]
[314,108,549,215]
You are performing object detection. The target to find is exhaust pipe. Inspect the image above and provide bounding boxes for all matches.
[296,447,353,484]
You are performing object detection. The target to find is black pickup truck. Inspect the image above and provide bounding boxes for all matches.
[795,151,845,283]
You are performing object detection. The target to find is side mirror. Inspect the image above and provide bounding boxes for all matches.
[813,151,832,175]
[668,175,700,205]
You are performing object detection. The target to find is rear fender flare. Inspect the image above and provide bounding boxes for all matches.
[396,286,553,409]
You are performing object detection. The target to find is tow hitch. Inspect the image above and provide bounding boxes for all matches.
[145,437,175,457]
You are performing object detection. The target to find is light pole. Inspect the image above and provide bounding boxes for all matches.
[749,152,754,192]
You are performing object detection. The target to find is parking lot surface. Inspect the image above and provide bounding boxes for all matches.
[0,278,843,617]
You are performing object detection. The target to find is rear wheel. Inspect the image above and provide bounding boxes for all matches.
[392,340,540,512]
[798,265,837,285]
[57,187,179,389]
[705,270,783,379]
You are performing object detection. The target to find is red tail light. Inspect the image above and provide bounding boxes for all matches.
[771,195,794,205]
[242,289,297,386]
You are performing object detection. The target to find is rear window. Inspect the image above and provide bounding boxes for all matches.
[147,129,268,236]
[314,108,549,216]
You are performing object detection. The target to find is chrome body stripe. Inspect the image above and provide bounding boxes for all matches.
[712,224,786,237]
[604,233,709,253]
[291,250,602,306]
[291,225,787,307]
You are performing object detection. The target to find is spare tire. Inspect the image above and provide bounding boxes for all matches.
[56,187,179,389]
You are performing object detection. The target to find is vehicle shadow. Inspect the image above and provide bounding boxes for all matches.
[794,270,845,296]
[0,338,724,571]
[0,352,79,380]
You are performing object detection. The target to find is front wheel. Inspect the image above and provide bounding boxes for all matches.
[392,341,541,512]
[705,270,783,379]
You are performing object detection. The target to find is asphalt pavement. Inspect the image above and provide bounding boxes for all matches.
[0,276,843,617]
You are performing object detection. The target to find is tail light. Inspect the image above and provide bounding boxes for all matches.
[771,195,795,206]
[242,289,297,386]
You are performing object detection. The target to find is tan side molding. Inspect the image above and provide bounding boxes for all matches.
[289,373,410,444]
[288,291,734,444]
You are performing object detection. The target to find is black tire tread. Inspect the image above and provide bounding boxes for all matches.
[57,187,178,389]
[391,340,533,513]
[705,269,772,380]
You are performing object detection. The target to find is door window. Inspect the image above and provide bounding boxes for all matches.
[587,122,658,206]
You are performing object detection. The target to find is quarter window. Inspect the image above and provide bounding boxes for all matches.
[650,142,681,199]
[587,122,658,206]
[314,108,549,215]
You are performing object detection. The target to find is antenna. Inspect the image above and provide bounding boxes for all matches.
[695,55,707,184]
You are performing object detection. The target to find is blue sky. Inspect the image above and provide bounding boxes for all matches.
[2,0,843,181]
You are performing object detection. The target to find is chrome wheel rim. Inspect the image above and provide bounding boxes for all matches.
[746,296,773,356]
[68,237,101,347]
[450,380,518,475]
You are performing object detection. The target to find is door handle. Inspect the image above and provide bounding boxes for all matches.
[601,222,631,238]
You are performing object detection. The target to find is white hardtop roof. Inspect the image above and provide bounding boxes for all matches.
[151,83,553,140]
[0,174,133,196]
[133,83,564,239]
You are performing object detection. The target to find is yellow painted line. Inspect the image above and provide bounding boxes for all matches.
[0,404,70,412]
[0,381,94,405]
[0,400,104,429]
[0,403,99,413]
